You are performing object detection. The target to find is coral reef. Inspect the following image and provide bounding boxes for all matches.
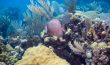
[4,10,109,65]
[7,35,42,50]
[67,13,110,65]
[15,45,70,65]
[41,11,110,65]
[0,38,18,65]
[0,1,110,65]
[92,48,109,65]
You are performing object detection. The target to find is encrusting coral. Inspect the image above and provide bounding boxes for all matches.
[15,45,70,65]
[0,39,18,65]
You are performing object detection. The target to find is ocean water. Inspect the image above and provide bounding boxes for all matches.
[0,0,110,12]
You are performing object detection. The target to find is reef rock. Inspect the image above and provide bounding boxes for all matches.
[15,45,70,65]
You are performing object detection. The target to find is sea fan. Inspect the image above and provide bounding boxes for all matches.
[23,0,55,35]
[27,0,54,20]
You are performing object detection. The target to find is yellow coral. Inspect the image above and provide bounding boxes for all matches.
[107,42,110,48]
[98,42,107,49]
[15,45,70,65]
[91,42,98,48]
[91,42,107,49]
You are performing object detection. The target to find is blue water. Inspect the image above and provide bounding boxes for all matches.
[0,0,110,12]
[0,0,63,12]
[0,0,29,12]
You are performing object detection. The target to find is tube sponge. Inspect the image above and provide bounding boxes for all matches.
[15,45,70,65]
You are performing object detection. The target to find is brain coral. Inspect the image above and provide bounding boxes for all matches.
[15,45,70,65]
